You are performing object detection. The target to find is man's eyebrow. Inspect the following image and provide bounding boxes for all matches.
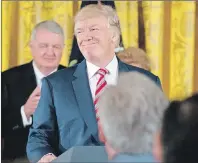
[74,27,84,31]
[89,24,99,28]
[75,24,99,31]
[75,28,83,31]
[38,42,47,45]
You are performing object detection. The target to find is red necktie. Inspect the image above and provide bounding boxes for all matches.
[94,68,108,121]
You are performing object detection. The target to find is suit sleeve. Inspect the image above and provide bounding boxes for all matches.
[26,78,58,163]
[1,78,25,137]
[2,80,8,138]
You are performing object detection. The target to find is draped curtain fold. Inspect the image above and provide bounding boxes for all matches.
[2,1,197,99]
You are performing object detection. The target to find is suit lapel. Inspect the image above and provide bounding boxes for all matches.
[26,62,64,91]
[23,63,64,100]
[71,59,132,143]
[72,60,98,142]
[23,62,37,99]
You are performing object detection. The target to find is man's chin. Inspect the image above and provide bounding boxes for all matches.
[42,62,58,68]
[85,55,101,64]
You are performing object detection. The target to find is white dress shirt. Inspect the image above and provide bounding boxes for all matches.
[86,55,118,100]
[21,61,57,127]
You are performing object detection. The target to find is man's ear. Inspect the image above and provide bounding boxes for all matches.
[153,131,163,162]
[98,121,118,160]
[29,41,33,48]
[98,121,106,143]
[111,32,118,43]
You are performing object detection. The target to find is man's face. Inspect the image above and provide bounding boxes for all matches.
[30,28,64,69]
[75,16,115,63]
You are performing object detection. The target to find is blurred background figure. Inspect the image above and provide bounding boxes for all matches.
[98,72,169,162]
[117,47,151,71]
[154,93,198,163]
[1,20,65,162]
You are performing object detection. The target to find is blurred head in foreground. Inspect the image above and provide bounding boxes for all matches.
[98,72,169,161]
[155,93,198,163]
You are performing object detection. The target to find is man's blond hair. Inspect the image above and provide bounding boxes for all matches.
[74,4,121,48]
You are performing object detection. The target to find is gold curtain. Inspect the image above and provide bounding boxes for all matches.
[2,1,197,100]
[115,1,197,99]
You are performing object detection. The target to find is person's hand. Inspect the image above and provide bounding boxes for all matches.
[38,154,57,163]
[24,86,41,119]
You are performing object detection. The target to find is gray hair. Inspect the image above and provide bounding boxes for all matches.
[30,20,64,40]
[74,4,121,48]
[98,72,169,154]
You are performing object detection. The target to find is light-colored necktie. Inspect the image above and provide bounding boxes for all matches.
[94,68,108,121]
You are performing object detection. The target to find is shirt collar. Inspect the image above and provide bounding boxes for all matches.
[32,61,57,80]
[86,55,118,79]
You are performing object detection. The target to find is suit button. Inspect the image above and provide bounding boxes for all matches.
[13,125,19,130]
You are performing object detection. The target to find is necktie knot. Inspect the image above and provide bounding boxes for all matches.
[97,68,108,77]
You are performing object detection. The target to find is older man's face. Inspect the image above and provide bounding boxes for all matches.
[75,16,115,63]
[30,28,64,69]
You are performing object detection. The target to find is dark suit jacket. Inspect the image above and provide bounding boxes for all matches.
[1,62,65,159]
[26,59,161,162]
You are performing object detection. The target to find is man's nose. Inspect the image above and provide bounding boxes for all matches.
[46,46,54,55]
[84,30,93,40]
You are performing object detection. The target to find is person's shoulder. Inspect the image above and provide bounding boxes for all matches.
[46,64,78,82]
[2,62,31,75]
[58,64,66,70]
[2,62,32,81]
[124,63,159,81]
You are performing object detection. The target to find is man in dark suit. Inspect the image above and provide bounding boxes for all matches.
[2,20,65,162]
[27,4,161,163]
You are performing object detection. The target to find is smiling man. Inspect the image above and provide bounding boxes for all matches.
[2,20,65,162]
[26,4,162,163]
